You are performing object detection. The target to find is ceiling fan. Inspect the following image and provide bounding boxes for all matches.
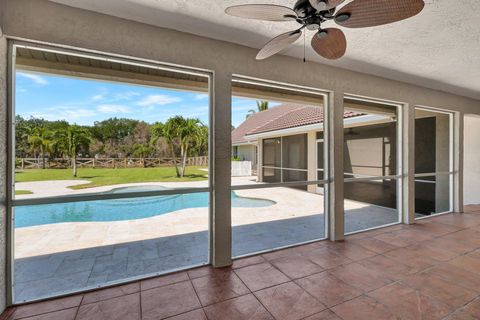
[225,0,425,60]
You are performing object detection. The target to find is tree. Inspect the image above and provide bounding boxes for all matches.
[152,116,204,178]
[132,144,153,168]
[247,100,269,118]
[56,125,91,177]
[27,126,54,169]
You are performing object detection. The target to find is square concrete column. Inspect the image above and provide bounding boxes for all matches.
[307,131,317,193]
[403,104,415,224]
[454,112,464,213]
[0,31,8,311]
[211,70,232,267]
[328,92,344,241]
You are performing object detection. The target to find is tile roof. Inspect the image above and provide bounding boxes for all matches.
[232,104,363,144]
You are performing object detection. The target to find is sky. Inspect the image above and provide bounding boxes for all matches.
[15,70,278,128]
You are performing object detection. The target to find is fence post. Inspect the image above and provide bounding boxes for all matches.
[21,158,24,169]
[124,158,127,168]
[92,158,95,168]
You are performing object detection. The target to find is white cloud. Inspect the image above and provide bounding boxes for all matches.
[17,72,48,86]
[113,91,140,101]
[194,94,208,100]
[92,93,106,101]
[97,104,131,114]
[136,94,182,107]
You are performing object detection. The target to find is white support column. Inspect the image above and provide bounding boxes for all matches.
[257,138,263,182]
[211,70,232,267]
[328,92,344,241]
[454,112,464,213]
[403,103,415,224]
[307,131,316,193]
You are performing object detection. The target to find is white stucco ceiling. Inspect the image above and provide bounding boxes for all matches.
[49,0,480,99]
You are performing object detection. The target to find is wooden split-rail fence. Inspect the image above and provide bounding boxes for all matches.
[17,156,208,169]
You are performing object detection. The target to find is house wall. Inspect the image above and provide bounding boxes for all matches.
[236,145,254,163]
[0,0,479,310]
[464,115,480,205]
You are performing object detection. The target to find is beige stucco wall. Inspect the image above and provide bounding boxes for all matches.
[0,0,479,310]
[464,115,480,205]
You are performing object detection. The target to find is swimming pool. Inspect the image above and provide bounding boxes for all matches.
[14,186,275,228]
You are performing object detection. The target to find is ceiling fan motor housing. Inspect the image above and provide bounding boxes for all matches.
[293,0,317,18]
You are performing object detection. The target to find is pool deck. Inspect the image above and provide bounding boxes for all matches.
[14,177,398,302]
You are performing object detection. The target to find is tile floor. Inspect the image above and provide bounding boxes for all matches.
[4,206,480,320]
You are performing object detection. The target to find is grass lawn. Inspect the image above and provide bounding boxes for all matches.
[15,167,208,189]
[15,190,33,195]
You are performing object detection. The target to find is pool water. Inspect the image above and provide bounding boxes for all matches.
[15,186,275,228]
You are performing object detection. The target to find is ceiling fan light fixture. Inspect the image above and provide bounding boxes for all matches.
[316,30,329,39]
[335,13,351,23]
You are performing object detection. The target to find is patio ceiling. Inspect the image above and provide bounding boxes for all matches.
[47,0,480,99]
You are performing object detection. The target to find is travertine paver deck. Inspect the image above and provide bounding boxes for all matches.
[4,206,480,319]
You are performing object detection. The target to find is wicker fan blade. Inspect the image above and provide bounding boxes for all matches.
[335,0,425,28]
[225,4,297,21]
[311,28,346,60]
[309,0,346,11]
[257,30,302,60]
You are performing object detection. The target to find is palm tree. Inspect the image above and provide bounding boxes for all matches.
[27,127,54,169]
[247,100,269,118]
[152,116,204,178]
[55,125,91,177]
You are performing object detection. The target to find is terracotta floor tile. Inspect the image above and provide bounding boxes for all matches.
[423,236,478,255]
[410,220,463,236]
[261,247,302,261]
[302,247,352,269]
[203,294,274,320]
[356,254,416,281]
[353,237,398,254]
[82,282,139,305]
[323,242,377,261]
[234,263,290,292]
[17,308,77,320]
[141,281,201,320]
[462,298,480,318]
[232,255,267,269]
[270,255,323,279]
[291,241,328,253]
[387,228,436,242]
[448,255,480,273]
[187,265,232,279]
[329,262,393,292]
[295,272,361,307]
[373,231,419,247]
[331,295,398,320]
[12,295,82,319]
[406,243,458,261]
[76,293,140,320]
[425,263,480,292]
[384,247,440,272]
[254,282,325,320]
[164,309,207,320]
[369,283,453,320]
[191,271,250,306]
[140,272,189,291]
[401,272,477,308]
[442,229,480,246]
[303,309,342,320]
[430,214,480,228]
